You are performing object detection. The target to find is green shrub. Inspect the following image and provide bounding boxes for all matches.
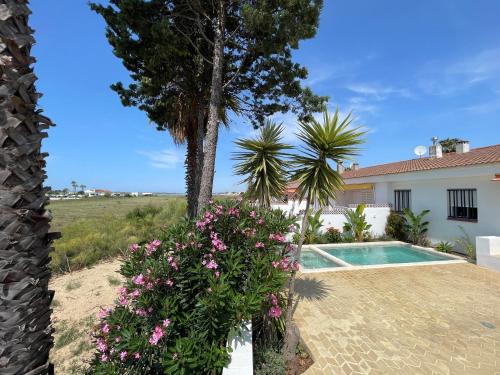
[455,226,476,260]
[324,227,343,243]
[255,349,287,375]
[403,208,430,246]
[125,205,162,220]
[343,204,372,242]
[435,241,453,253]
[385,211,407,241]
[88,201,296,374]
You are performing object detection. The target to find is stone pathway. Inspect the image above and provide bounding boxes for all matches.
[294,264,500,374]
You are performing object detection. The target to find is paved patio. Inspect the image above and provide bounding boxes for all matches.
[294,264,500,374]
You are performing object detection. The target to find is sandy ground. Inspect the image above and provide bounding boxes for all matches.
[49,260,123,374]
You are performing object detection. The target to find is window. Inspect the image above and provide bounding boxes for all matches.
[447,189,477,221]
[394,190,411,212]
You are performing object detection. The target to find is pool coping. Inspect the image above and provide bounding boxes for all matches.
[300,241,467,273]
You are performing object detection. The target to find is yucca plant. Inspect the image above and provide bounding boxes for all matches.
[403,208,430,245]
[343,203,372,242]
[233,121,291,207]
[282,109,366,359]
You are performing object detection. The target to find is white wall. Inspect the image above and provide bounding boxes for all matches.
[319,207,390,237]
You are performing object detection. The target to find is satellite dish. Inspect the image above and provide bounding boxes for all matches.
[414,145,427,158]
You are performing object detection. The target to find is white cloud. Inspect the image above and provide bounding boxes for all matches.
[137,149,183,169]
[418,48,500,96]
[345,83,414,100]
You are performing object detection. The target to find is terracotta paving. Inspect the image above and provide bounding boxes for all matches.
[294,264,500,374]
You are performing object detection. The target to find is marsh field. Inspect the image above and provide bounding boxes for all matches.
[48,196,186,273]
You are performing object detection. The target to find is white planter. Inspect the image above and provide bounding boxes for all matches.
[223,322,253,375]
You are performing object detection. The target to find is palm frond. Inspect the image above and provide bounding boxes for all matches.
[290,108,366,206]
[233,120,292,207]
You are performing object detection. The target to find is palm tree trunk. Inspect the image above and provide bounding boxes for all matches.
[197,0,225,215]
[282,190,311,361]
[0,2,56,374]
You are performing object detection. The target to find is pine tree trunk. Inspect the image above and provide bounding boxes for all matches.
[185,121,198,218]
[0,2,56,374]
[196,0,225,215]
[193,103,205,216]
[282,190,311,361]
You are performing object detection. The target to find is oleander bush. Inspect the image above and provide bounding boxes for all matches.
[88,200,296,374]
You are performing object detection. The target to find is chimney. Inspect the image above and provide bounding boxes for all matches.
[352,162,359,171]
[456,140,470,154]
[429,137,442,158]
[337,161,345,174]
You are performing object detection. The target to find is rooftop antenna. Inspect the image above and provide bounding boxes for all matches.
[414,145,427,158]
[431,136,439,146]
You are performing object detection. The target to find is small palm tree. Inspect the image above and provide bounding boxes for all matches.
[282,109,366,359]
[233,120,291,207]
[343,203,372,242]
[71,180,78,194]
[403,208,430,245]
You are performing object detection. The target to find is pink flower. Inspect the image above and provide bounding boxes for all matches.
[250,211,257,218]
[128,243,140,253]
[205,260,218,270]
[228,207,240,217]
[145,240,161,256]
[132,274,145,286]
[149,325,164,345]
[119,351,127,362]
[134,352,141,360]
[215,205,224,215]
[167,256,179,271]
[162,319,171,328]
[101,323,111,334]
[207,287,212,293]
[97,307,112,319]
[135,308,148,317]
[214,271,220,278]
[255,241,265,249]
[268,305,282,318]
[269,233,286,243]
[165,279,174,287]
[100,353,109,362]
[129,289,141,299]
[96,337,107,352]
[272,261,279,268]
[115,336,121,343]
[172,352,178,360]
[257,218,265,225]
[210,232,227,251]
[292,260,300,271]
[145,282,154,290]
[268,293,278,306]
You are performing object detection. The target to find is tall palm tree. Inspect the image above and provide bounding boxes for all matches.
[70,180,77,194]
[282,109,366,360]
[0,1,56,373]
[233,121,291,207]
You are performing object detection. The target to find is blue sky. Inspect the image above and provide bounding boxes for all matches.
[32,1,500,193]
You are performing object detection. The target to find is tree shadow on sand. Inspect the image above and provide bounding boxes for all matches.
[292,276,331,314]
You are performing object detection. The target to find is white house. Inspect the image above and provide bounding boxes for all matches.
[275,141,500,249]
[337,141,500,245]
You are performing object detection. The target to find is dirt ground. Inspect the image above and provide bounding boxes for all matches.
[49,260,123,374]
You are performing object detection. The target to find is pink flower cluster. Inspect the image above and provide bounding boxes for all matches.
[202,253,218,270]
[255,241,265,249]
[269,232,287,243]
[145,239,161,256]
[228,207,240,217]
[167,255,179,270]
[268,293,282,318]
[118,286,141,306]
[272,257,299,272]
[97,306,113,319]
[210,232,227,251]
[149,319,170,345]
[135,307,153,317]
[128,243,140,253]
[196,211,217,231]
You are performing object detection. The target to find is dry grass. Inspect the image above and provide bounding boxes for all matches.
[50,260,122,374]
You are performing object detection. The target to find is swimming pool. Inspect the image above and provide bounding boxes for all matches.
[299,242,465,271]
[300,251,340,269]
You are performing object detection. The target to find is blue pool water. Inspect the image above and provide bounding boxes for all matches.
[300,251,340,269]
[322,245,452,265]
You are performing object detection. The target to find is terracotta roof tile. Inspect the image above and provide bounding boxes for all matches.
[342,144,500,179]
